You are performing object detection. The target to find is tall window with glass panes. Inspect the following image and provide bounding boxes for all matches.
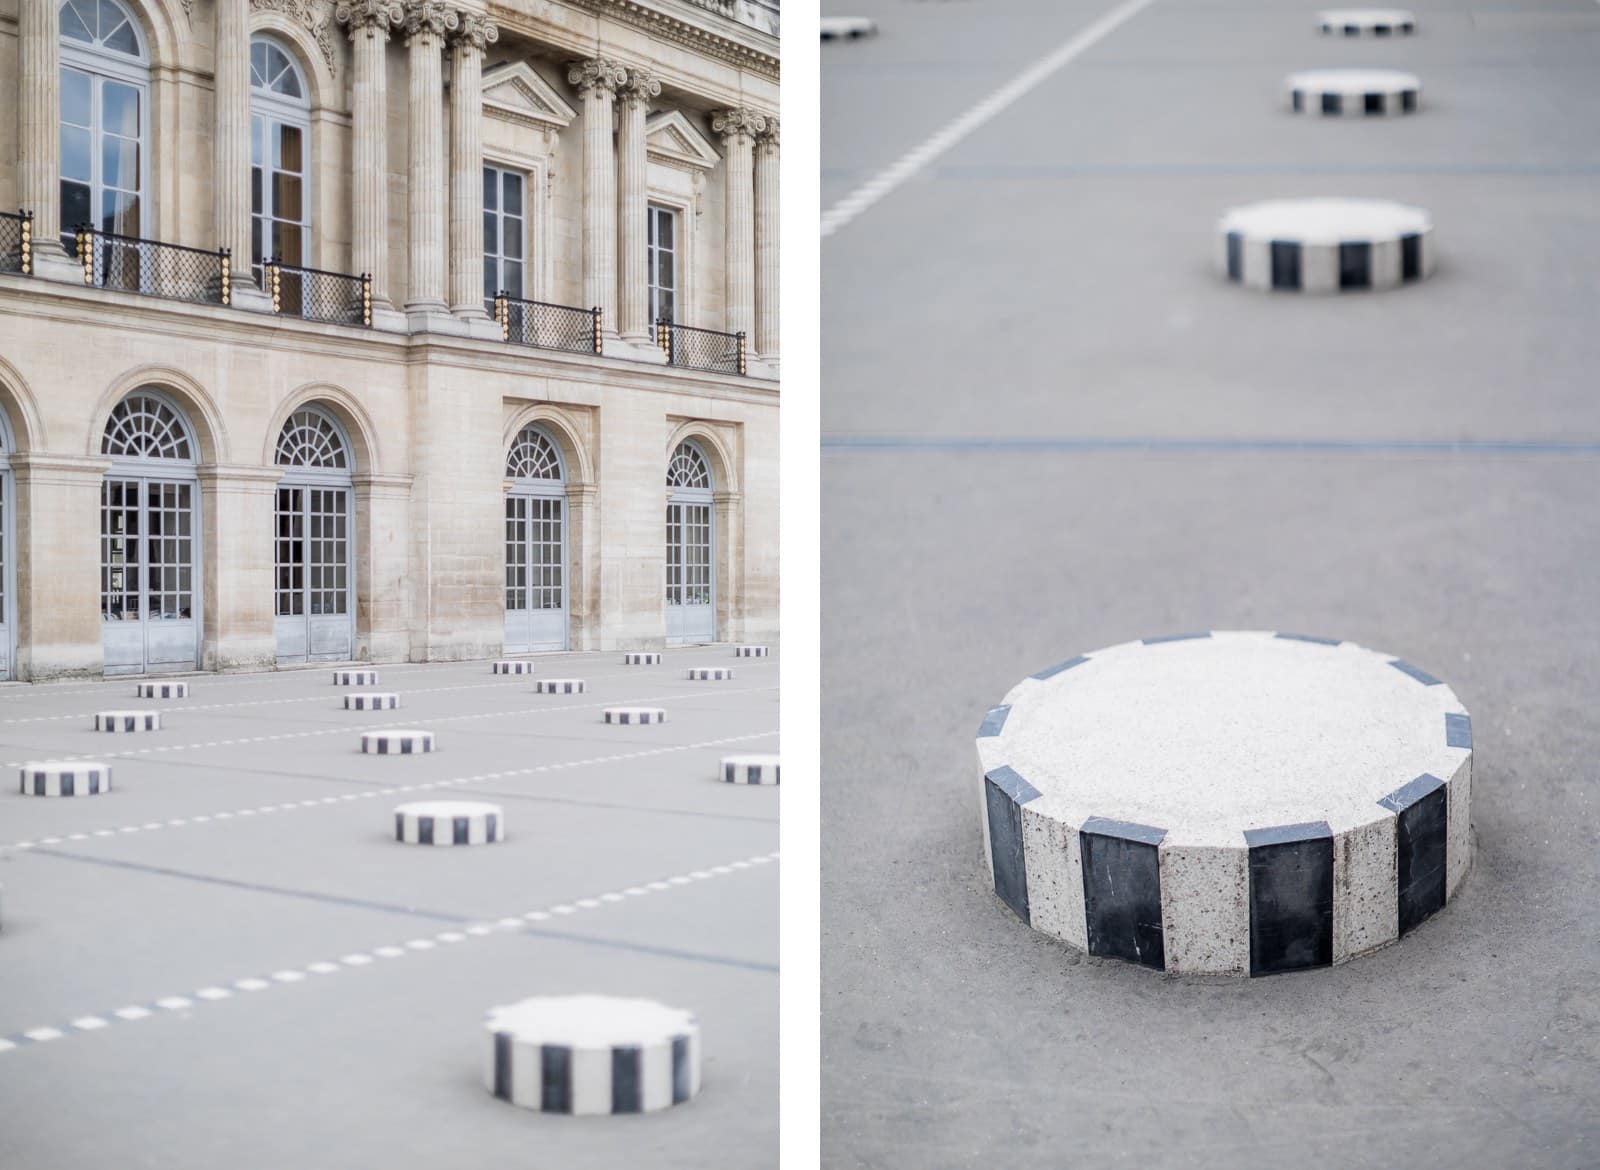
[483,165,525,312]
[647,204,677,325]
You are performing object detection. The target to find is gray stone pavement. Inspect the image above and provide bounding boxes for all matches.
[823,1,1600,1167]
[0,651,778,1169]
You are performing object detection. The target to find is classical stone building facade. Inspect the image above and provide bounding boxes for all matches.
[0,0,779,679]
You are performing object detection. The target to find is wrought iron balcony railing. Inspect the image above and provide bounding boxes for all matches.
[0,210,33,276]
[262,258,372,327]
[75,225,230,306]
[655,319,747,376]
[493,293,602,355]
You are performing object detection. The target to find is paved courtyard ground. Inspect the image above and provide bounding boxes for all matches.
[822,1,1600,1166]
[0,651,778,1169]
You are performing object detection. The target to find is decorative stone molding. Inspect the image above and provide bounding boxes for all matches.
[451,10,497,49]
[645,111,720,173]
[335,0,404,38]
[756,115,778,149]
[481,61,577,132]
[402,0,458,44]
[253,0,339,73]
[561,0,778,81]
[711,107,766,140]
[566,56,628,97]
[619,65,662,105]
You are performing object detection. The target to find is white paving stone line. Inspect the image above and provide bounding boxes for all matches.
[0,851,780,1057]
[0,731,776,853]
[1,686,780,768]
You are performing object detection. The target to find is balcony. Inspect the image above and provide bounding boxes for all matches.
[656,319,747,376]
[75,225,231,307]
[0,210,33,276]
[493,292,602,356]
[261,258,372,327]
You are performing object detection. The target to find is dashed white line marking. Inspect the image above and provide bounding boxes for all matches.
[113,1006,152,1022]
[155,997,193,1011]
[195,987,232,1001]
[70,1017,109,1031]
[306,962,341,975]
[23,1028,64,1043]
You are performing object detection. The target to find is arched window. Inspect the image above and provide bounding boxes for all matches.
[250,36,311,298]
[275,408,348,469]
[102,392,194,461]
[60,0,149,249]
[667,440,712,490]
[506,425,564,481]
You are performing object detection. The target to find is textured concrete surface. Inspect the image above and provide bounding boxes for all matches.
[823,0,1600,1164]
[0,652,777,1168]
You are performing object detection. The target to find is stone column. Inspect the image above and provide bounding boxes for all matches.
[713,108,764,344]
[615,67,660,348]
[16,0,79,277]
[753,117,779,364]
[403,0,458,328]
[336,0,406,329]
[9,454,110,679]
[197,465,282,672]
[216,0,273,307]
[447,13,498,336]
[567,58,627,343]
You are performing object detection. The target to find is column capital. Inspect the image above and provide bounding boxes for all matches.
[335,0,405,39]
[449,11,497,50]
[712,107,767,142]
[618,66,662,108]
[566,57,628,97]
[402,0,458,45]
[755,115,779,150]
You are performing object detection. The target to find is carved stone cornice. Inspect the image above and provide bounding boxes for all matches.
[711,107,766,141]
[566,57,628,98]
[450,11,498,50]
[402,0,459,44]
[253,0,339,71]
[551,0,778,82]
[618,66,662,107]
[335,0,405,39]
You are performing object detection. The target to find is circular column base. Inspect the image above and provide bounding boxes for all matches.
[604,707,666,725]
[394,800,503,845]
[1219,198,1434,292]
[136,682,189,699]
[362,730,435,755]
[94,710,160,733]
[345,693,400,711]
[536,679,587,694]
[20,762,113,797]
[722,754,780,785]
[334,669,379,686]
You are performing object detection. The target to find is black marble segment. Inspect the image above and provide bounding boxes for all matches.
[453,816,470,845]
[672,1035,692,1103]
[1446,712,1472,749]
[1245,822,1334,976]
[541,1044,573,1112]
[1322,92,1341,115]
[418,816,434,845]
[1273,632,1341,645]
[493,1032,512,1100]
[1380,774,1449,934]
[487,813,499,841]
[1270,241,1301,289]
[978,704,1011,738]
[1031,655,1088,681]
[1291,89,1303,111]
[60,773,74,797]
[1339,242,1371,289]
[1079,817,1168,970]
[1401,89,1417,112]
[1389,658,1441,686]
[1401,233,1422,281]
[394,813,404,842]
[611,1046,643,1113]
[1225,232,1243,281]
[984,766,1041,924]
[1364,92,1384,114]
[1142,632,1211,645]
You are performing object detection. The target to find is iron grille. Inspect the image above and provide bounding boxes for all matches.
[0,210,32,275]
[75,226,229,306]
[656,320,747,376]
[263,258,372,327]
[494,293,602,355]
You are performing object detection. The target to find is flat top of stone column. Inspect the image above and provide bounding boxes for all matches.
[978,630,1470,845]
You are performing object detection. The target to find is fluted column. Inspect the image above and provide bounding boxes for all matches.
[567,58,627,339]
[753,117,779,363]
[17,0,75,275]
[216,0,272,306]
[336,0,404,321]
[615,67,659,344]
[403,0,457,323]
[447,13,496,324]
[713,108,764,343]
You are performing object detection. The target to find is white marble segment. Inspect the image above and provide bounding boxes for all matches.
[1159,835,1250,975]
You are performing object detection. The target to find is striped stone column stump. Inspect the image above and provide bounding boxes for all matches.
[687,667,734,681]
[94,710,160,733]
[136,681,189,699]
[1288,69,1420,116]
[20,762,113,797]
[734,645,770,658]
[535,679,587,694]
[361,729,435,755]
[722,754,781,786]
[484,995,701,1115]
[345,693,400,711]
[1318,8,1415,35]
[604,707,667,726]
[493,661,537,675]
[975,631,1473,977]
[624,652,662,665]
[333,669,378,686]
[394,800,503,846]
[1219,198,1433,293]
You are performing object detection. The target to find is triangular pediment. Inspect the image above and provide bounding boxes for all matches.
[646,110,720,171]
[482,62,578,129]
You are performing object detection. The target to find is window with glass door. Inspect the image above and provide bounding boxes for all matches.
[483,165,525,312]
[250,37,311,313]
[647,204,677,325]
